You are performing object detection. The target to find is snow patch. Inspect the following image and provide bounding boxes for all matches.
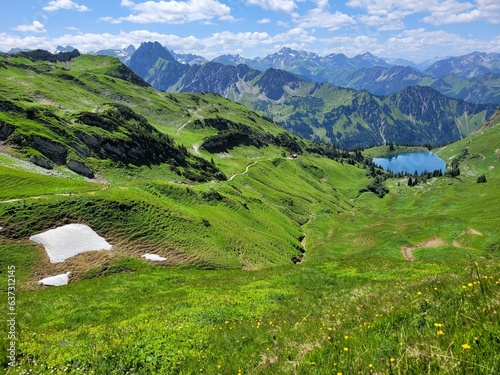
[30,224,112,263]
[142,254,167,262]
[39,272,71,286]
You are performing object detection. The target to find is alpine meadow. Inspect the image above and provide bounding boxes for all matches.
[0,45,499,375]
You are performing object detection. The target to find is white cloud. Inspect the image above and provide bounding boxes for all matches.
[320,35,381,56]
[43,0,90,12]
[477,0,500,23]
[245,0,297,14]
[14,21,46,33]
[257,18,272,24]
[357,12,405,30]
[287,0,355,31]
[383,28,498,60]
[293,8,355,30]
[1,25,499,61]
[102,0,233,24]
[347,0,498,27]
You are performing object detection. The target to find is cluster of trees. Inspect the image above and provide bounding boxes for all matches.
[405,170,444,187]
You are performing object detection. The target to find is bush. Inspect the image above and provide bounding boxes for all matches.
[477,174,487,183]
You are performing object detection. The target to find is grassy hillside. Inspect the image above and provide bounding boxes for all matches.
[1,52,499,374]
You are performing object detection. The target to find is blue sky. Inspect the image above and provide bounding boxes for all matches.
[1,0,499,62]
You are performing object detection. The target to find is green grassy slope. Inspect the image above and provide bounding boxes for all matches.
[1,52,499,374]
[0,52,369,271]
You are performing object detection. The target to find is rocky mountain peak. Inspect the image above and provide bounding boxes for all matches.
[128,41,176,78]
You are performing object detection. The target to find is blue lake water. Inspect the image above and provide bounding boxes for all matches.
[373,152,446,174]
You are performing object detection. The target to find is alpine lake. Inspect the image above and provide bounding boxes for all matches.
[373,152,446,174]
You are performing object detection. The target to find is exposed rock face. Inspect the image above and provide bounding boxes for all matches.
[67,160,94,178]
[0,121,15,141]
[30,156,53,169]
[73,104,185,166]
[28,136,68,165]
[128,42,176,79]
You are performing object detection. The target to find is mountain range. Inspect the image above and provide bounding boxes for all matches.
[7,43,498,149]
[31,43,500,104]
[125,42,495,149]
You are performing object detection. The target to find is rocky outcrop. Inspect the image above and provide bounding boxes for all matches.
[30,155,53,169]
[29,136,68,165]
[0,121,15,141]
[67,160,94,178]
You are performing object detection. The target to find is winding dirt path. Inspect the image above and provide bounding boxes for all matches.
[0,193,73,204]
[176,107,206,135]
[227,161,259,182]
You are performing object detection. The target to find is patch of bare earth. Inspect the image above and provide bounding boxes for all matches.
[400,237,446,261]
[465,228,483,236]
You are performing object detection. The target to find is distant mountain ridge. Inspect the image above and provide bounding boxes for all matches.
[209,48,500,104]
[106,43,499,105]
[9,42,499,103]
[126,42,495,149]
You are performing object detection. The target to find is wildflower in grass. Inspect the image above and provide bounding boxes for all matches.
[437,330,444,336]
[390,358,395,362]
[434,323,443,328]
[344,335,349,339]
[468,283,473,287]
[461,344,471,350]
[417,291,422,295]
[343,347,348,352]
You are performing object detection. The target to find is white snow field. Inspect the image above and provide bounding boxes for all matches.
[29,223,112,263]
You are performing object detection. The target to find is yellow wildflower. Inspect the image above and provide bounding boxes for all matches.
[343,347,348,352]
[437,330,444,336]
[461,343,471,350]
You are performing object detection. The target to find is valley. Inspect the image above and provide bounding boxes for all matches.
[0,50,499,374]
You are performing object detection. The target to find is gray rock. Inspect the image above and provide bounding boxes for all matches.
[67,159,94,178]
[30,155,53,169]
[0,121,15,141]
[30,136,68,165]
